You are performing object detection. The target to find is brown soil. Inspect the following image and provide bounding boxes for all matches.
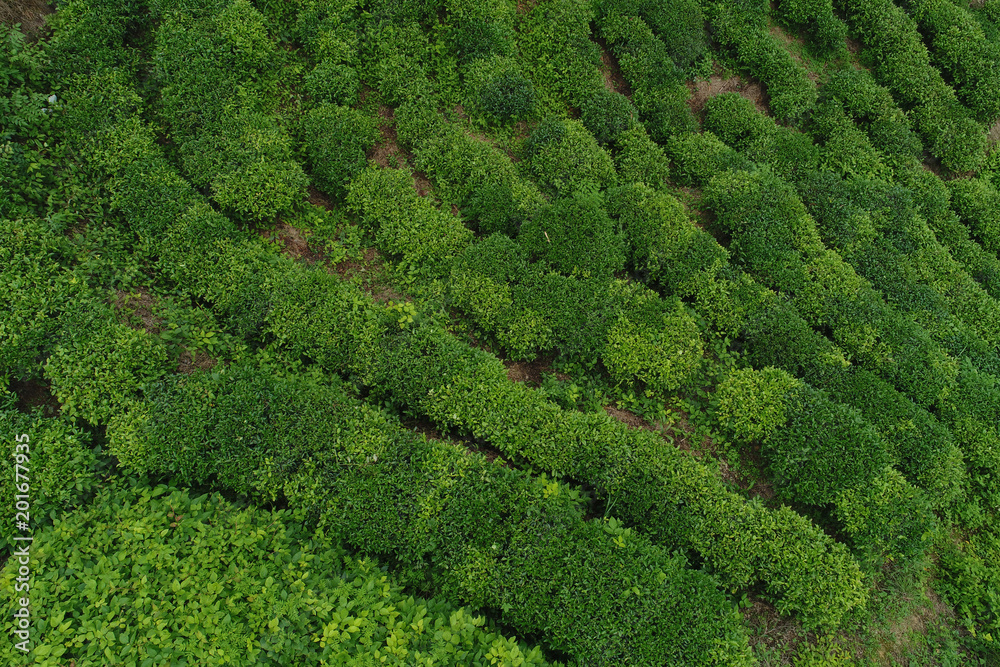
[742,597,807,659]
[846,36,863,55]
[503,354,557,386]
[516,0,538,14]
[594,35,633,98]
[769,24,820,82]
[733,442,778,502]
[988,118,1000,146]
[0,0,53,40]
[368,106,407,169]
[263,221,326,264]
[307,185,332,209]
[603,405,649,430]
[687,67,770,120]
[413,170,434,198]
[113,288,163,335]
[177,350,217,374]
[9,379,60,416]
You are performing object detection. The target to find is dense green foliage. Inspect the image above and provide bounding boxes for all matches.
[5,0,1000,661]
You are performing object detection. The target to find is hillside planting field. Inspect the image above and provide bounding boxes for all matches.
[3,0,1000,663]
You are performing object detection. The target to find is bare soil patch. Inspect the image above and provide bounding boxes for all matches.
[742,597,807,659]
[988,118,1000,146]
[113,288,163,335]
[687,67,770,119]
[603,405,649,430]
[0,0,53,40]
[178,350,217,374]
[9,379,60,416]
[368,106,406,169]
[263,221,325,264]
[594,35,632,98]
[503,354,556,386]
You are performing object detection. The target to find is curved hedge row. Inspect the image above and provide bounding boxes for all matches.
[42,322,755,665]
[901,0,1000,124]
[835,0,987,173]
[703,0,817,123]
[57,70,870,631]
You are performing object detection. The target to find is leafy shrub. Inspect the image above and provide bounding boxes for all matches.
[764,384,891,505]
[580,88,637,144]
[297,103,380,200]
[604,292,704,393]
[835,467,935,569]
[0,476,558,666]
[0,403,101,553]
[613,125,671,190]
[43,312,171,425]
[517,188,625,278]
[776,0,848,56]
[715,366,799,443]
[663,131,755,187]
[516,0,604,110]
[304,61,360,106]
[836,0,987,172]
[347,166,473,271]
[947,177,1000,256]
[524,118,616,194]
[596,11,697,139]
[466,57,537,125]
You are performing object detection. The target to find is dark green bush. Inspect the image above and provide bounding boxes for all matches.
[764,384,891,505]
[612,125,672,190]
[580,88,637,144]
[298,103,380,200]
[524,118,616,194]
[663,131,755,187]
[517,188,625,278]
[304,61,360,107]
[469,59,537,125]
[835,467,936,570]
[948,177,1000,257]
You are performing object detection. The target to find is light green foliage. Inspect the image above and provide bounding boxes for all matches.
[835,467,935,570]
[298,103,380,200]
[0,476,557,666]
[715,367,799,443]
[604,289,704,394]
[0,400,101,552]
[517,188,625,278]
[791,635,857,666]
[524,118,616,194]
[346,166,473,271]
[43,313,170,425]
[516,0,604,111]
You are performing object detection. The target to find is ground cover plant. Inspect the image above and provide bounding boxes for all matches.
[3,0,1000,663]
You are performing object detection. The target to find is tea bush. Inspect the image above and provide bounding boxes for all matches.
[465,56,537,125]
[604,291,704,393]
[524,118,616,194]
[596,10,697,139]
[297,103,380,200]
[835,467,936,570]
[517,188,625,278]
[304,61,360,106]
[715,366,799,443]
[612,125,672,190]
[0,476,559,666]
[580,88,637,144]
[947,177,1000,257]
